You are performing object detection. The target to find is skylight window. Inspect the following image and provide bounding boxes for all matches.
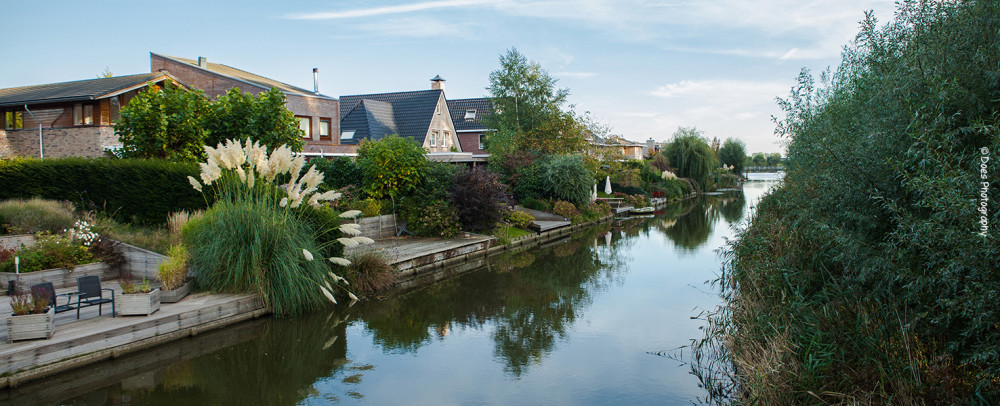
[340,130,355,140]
[464,109,476,120]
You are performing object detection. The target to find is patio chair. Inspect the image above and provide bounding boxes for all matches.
[29,282,75,314]
[76,275,115,318]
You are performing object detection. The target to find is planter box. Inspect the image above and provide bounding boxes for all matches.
[0,262,118,295]
[7,307,55,342]
[159,281,191,303]
[117,289,161,316]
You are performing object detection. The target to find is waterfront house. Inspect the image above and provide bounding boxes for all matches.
[588,134,649,160]
[339,76,481,163]
[150,53,352,158]
[0,72,182,158]
[447,97,492,159]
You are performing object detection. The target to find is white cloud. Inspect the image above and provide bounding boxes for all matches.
[286,0,502,19]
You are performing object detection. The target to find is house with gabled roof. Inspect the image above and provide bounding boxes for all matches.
[338,76,482,162]
[151,53,351,157]
[447,97,492,158]
[0,72,182,158]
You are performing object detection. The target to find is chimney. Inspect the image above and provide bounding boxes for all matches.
[198,57,208,68]
[313,68,319,94]
[430,75,445,91]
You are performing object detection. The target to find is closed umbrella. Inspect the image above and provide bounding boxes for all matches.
[604,176,612,194]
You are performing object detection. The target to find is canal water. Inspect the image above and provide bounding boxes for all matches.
[11,180,778,405]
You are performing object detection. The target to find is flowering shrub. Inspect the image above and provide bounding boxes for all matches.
[184,139,370,315]
[0,232,94,273]
[66,219,99,247]
[552,201,580,220]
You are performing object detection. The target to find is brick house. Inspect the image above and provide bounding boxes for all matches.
[447,97,492,159]
[0,72,182,158]
[150,53,351,157]
[339,76,483,162]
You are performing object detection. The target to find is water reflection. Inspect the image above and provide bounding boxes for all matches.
[29,184,765,405]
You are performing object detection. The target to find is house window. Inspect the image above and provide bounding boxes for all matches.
[319,118,331,139]
[73,104,93,125]
[464,109,476,120]
[435,104,441,115]
[443,131,451,147]
[340,130,355,141]
[110,96,121,123]
[478,134,485,150]
[4,110,23,130]
[297,116,311,139]
[429,130,438,147]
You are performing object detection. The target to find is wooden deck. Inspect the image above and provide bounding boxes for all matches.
[344,234,495,274]
[0,281,266,388]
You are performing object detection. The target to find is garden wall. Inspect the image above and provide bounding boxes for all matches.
[356,214,400,240]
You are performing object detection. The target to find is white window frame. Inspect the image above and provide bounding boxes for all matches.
[319,118,331,139]
[340,130,355,141]
[429,130,438,147]
[464,109,476,120]
[478,134,485,150]
[297,116,311,139]
[443,131,451,147]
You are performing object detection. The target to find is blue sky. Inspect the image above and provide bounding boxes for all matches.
[2,0,896,154]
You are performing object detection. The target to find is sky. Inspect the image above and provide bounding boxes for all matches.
[2,0,898,154]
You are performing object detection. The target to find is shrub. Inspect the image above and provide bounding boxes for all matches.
[360,198,382,217]
[610,182,645,196]
[0,198,75,235]
[357,135,427,199]
[0,232,94,273]
[511,158,548,201]
[552,200,580,220]
[519,197,550,212]
[156,244,189,291]
[310,157,362,189]
[540,155,592,205]
[449,167,506,232]
[0,157,206,225]
[343,251,397,295]
[403,200,460,238]
[505,210,535,229]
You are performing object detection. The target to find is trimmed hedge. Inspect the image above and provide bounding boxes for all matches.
[0,157,207,224]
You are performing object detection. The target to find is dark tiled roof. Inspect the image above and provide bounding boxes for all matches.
[447,98,493,132]
[154,53,333,99]
[339,90,443,145]
[0,73,168,107]
[340,100,398,144]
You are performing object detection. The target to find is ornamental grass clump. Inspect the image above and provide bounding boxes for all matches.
[343,251,397,295]
[156,244,189,290]
[0,198,75,235]
[184,139,371,315]
[10,287,49,316]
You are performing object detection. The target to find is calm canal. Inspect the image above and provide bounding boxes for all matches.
[11,179,778,405]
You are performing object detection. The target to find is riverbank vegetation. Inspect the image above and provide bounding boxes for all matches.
[703,0,1000,402]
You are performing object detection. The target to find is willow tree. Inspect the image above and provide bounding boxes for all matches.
[662,127,718,191]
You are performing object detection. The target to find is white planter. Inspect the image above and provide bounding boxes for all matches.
[117,288,161,316]
[7,307,55,342]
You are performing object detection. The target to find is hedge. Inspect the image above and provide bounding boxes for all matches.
[0,157,207,224]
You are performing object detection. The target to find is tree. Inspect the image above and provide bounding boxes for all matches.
[356,135,427,200]
[114,83,210,162]
[203,88,304,152]
[662,127,718,191]
[751,152,766,166]
[485,48,586,156]
[717,138,747,175]
[764,152,782,167]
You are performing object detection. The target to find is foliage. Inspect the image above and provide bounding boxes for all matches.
[91,214,170,255]
[0,232,94,273]
[203,88,304,152]
[310,157,362,189]
[156,244,189,290]
[183,139,363,316]
[114,83,210,162]
[343,251,398,295]
[718,138,746,175]
[662,127,719,191]
[519,197,550,212]
[449,167,506,232]
[504,210,535,229]
[403,200,461,238]
[357,135,428,200]
[705,1,1000,402]
[650,153,670,172]
[120,272,153,294]
[10,287,49,316]
[359,198,382,217]
[88,236,126,269]
[0,198,75,235]
[551,200,580,220]
[540,155,592,206]
[411,161,459,203]
[510,156,549,201]
[0,157,206,225]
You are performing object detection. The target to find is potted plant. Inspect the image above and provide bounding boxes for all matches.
[117,274,160,316]
[7,286,55,342]
[157,244,191,303]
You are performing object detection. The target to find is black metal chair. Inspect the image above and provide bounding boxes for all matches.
[76,275,115,318]
[29,282,75,314]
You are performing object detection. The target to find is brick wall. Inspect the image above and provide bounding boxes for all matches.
[1,126,118,158]
[457,131,486,154]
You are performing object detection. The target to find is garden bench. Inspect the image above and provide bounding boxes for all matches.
[30,282,76,314]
